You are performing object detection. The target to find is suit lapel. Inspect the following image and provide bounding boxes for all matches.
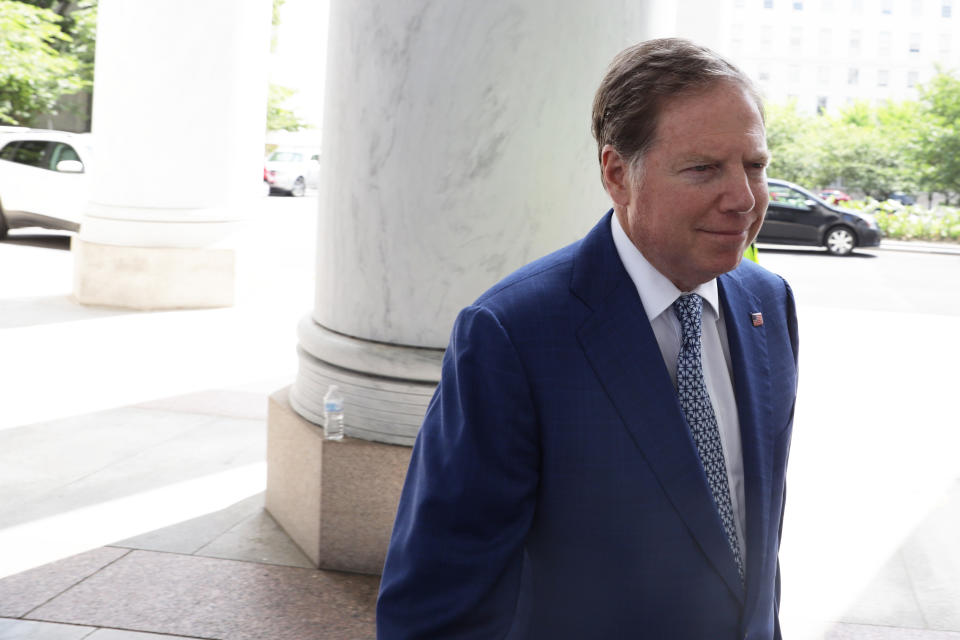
[571,214,746,602]
[718,272,775,615]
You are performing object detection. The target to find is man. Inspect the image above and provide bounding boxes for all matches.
[377,38,798,639]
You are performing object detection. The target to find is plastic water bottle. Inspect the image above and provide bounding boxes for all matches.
[323,385,344,441]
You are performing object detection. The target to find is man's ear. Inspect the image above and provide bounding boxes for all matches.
[601,144,631,207]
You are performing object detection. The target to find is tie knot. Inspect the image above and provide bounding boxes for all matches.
[673,293,703,342]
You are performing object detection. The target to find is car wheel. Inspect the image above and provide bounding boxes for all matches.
[290,177,306,197]
[825,226,856,256]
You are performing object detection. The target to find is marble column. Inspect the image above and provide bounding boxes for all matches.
[267,0,649,574]
[73,0,272,309]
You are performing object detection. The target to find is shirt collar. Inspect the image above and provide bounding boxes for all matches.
[610,213,720,322]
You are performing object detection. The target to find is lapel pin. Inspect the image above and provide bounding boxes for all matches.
[751,312,764,327]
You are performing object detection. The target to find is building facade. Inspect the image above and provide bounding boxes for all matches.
[709,0,960,113]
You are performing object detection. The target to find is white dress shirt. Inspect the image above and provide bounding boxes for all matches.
[610,215,747,562]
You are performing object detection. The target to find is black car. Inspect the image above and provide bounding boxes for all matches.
[759,179,882,256]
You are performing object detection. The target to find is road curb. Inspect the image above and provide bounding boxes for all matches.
[874,241,960,256]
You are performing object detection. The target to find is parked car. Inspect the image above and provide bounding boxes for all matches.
[887,192,916,206]
[264,148,320,197]
[0,128,92,238]
[760,179,882,256]
[818,188,851,204]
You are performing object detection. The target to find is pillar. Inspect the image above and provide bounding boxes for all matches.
[266,0,648,574]
[73,0,272,309]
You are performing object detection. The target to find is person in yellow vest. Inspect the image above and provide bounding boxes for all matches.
[744,241,759,263]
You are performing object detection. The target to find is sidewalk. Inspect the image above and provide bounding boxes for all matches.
[1,215,958,639]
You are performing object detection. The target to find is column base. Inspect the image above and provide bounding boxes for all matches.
[266,387,411,576]
[290,317,442,445]
[72,239,234,309]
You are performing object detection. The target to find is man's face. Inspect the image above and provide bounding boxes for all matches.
[612,82,769,291]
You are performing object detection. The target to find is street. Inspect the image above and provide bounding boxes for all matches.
[1,203,959,638]
[758,245,960,637]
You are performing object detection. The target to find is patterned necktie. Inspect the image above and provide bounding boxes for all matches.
[673,293,745,584]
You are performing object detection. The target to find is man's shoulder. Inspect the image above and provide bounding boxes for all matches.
[724,257,791,297]
[474,239,580,311]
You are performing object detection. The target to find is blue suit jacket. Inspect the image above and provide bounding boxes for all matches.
[377,212,799,639]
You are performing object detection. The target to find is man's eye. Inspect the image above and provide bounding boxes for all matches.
[689,165,712,172]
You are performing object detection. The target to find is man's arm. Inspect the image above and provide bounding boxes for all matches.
[377,304,540,640]
[774,278,800,640]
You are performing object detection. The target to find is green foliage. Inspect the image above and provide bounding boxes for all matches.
[845,199,960,242]
[915,67,960,203]
[765,100,825,187]
[266,83,309,132]
[0,0,94,125]
[766,68,960,208]
[271,0,285,52]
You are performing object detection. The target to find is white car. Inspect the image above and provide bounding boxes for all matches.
[0,128,92,238]
[264,148,320,197]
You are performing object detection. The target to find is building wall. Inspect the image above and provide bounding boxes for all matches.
[700,0,960,113]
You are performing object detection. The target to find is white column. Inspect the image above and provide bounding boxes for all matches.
[289,0,646,445]
[268,0,653,574]
[73,0,272,309]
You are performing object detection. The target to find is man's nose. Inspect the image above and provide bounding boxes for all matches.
[720,170,757,214]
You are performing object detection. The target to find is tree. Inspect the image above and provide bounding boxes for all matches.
[266,0,309,132]
[0,0,94,126]
[915,68,960,203]
[766,98,924,198]
[766,100,826,187]
[266,83,309,132]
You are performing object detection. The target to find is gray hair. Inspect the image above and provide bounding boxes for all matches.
[591,37,764,185]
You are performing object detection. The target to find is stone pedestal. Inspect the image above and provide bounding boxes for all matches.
[266,388,411,575]
[74,0,271,310]
[72,241,234,310]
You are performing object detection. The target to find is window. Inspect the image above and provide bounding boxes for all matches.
[0,143,17,161]
[907,70,919,87]
[50,143,81,171]
[769,184,812,209]
[764,0,774,7]
[944,0,952,17]
[730,23,744,52]
[851,0,864,12]
[878,69,890,86]
[939,33,951,56]
[760,28,773,52]
[912,0,924,16]
[909,33,921,52]
[882,0,893,13]
[879,31,892,56]
[818,66,831,85]
[850,30,862,55]
[822,0,835,10]
[817,96,828,114]
[10,141,49,168]
[848,67,860,85]
[819,28,833,54]
[758,66,771,83]
[794,1,804,9]
[790,26,803,52]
